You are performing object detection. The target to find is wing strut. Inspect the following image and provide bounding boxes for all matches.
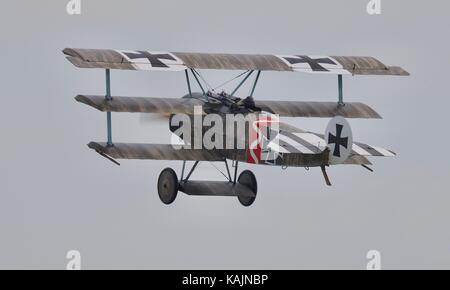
[105,69,113,146]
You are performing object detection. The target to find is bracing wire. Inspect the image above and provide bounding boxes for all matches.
[192,69,212,91]
[213,70,250,91]
[209,162,230,181]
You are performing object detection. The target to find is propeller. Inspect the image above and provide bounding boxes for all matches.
[139,113,170,125]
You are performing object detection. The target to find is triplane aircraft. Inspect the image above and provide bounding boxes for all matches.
[63,48,409,206]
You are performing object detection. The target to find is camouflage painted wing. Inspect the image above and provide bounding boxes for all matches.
[76,94,380,119]
[63,48,409,76]
[255,100,381,119]
[75,95,205,114]
[88,142,225,161]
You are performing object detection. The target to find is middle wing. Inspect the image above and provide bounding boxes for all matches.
[76,94,381,119]
[255,100,381,119]
[75,95,205,115]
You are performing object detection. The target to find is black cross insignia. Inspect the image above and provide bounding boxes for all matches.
[328,124,348,157]
[283,55,336,71]
[122,51,176,68]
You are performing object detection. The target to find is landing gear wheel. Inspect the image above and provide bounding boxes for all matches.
[237,170,257,207]
[157,168,178,205]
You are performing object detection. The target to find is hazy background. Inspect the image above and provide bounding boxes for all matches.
[0,0,449,269]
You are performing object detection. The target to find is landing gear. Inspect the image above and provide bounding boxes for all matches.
[157,168,178,204]
[237,170,257,207]
[156,162,258,207]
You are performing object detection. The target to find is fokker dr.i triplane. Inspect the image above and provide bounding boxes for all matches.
[63,48,408,206]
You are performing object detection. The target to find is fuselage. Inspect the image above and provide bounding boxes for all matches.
[168,91,327,167]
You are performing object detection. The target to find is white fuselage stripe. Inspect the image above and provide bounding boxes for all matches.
[277,134,316,153]
[293,133,327,150]
[267,141,289,153]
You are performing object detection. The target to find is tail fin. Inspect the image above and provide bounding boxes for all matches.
[325,116,353,165]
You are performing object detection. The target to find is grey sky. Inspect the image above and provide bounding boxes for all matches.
[0,0,449,269]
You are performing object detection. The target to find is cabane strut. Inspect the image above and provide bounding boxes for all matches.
[338,74,344,106]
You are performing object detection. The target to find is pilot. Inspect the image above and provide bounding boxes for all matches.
[238,96,261,112]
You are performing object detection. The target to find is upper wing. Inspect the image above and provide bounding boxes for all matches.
[63,48,409,76]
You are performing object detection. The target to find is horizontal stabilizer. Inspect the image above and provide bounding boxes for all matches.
[343,155,372,165]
